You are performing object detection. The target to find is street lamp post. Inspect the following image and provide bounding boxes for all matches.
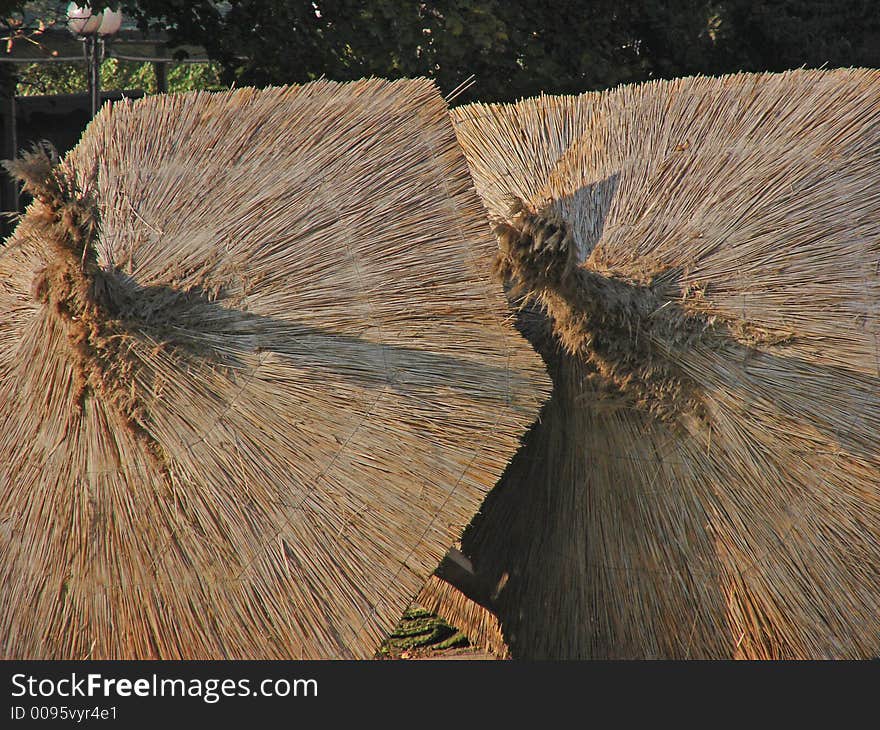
[67,3,123,118]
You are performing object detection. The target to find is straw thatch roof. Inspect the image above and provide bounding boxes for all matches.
[420,69,880,658]
[0,78,550,659]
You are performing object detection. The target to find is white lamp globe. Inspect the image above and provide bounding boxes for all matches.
[67,3,102,35]
[97,8,123,36]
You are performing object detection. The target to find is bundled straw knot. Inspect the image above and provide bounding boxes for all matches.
[2,143,167,469]
[491,194,722,425]
[493,197,578,295]
[492,196,797,430]
[3,143,107,343]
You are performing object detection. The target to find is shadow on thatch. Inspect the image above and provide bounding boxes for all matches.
[420,69,880,659]
[96,269,537,402]
[454,292,880,658]
[0,77,553,660]
[552,172,619,261]
[425,167,880,658]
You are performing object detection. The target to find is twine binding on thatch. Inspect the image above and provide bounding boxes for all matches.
[493,196,793,425]
[421,68,880,659]
[3,144,166,469]
[0,78,550,660]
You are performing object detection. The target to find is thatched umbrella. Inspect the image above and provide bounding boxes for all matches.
[420,69,880,659]
[0,78,550,659]
[418,93,598,655]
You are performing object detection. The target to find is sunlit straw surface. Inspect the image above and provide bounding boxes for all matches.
[420,69,880,659]
[0,78,550,659]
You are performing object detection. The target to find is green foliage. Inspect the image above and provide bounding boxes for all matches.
[16,61,86,95]
[377,607,469,656]
[1,2,225,98]
[119,0,880,103]
[11,1,880,102]
[16,57,224,95]
[164,61,225,92]
[118,1,647,101]
[0,0,26,17]
[712,0,880,72]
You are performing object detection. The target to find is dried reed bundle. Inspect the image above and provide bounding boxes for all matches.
[416,574,509,656]
[421,69,880,658]
[0,79,550,659]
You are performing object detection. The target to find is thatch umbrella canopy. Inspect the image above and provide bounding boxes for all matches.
[0,78,550,659]
[419,93,598,656]
[420,69,880,659]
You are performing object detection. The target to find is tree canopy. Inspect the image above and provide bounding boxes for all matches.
[118,1,880,102]
[3,1,880,101]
